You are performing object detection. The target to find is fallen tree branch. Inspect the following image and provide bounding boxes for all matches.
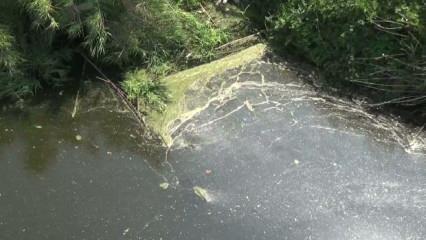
[215,33,260,51]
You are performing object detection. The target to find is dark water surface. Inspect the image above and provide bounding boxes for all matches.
[0,60,425,240]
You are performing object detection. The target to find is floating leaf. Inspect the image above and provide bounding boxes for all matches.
[193,186,212,202]
[122,228,130,236]
[159,182,169,190]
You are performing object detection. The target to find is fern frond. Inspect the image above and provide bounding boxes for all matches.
[20,0,59,29]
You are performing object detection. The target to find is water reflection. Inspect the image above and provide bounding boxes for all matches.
[0,85,166,174]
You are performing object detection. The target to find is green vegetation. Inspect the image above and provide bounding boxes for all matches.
[1,0,425,118]
[0,0,234,107]
[244,0,426,109]
[121,69,167,112]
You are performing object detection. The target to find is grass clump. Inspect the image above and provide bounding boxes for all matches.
[122,69,168,113]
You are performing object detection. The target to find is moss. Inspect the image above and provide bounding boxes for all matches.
[147,44,266,146]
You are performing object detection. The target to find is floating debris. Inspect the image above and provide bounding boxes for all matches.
[159,182,169,190]
[34,125,43,129]
[75,135,82,141]
[205,169,212,175]
[294,159,300,165]
[244,100,254,112]
[193,186,212,202]
[71,90,80,119]
[122,228,130,236]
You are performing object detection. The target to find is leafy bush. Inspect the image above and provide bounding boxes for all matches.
[0,0,228,100]
[244,0,426,107]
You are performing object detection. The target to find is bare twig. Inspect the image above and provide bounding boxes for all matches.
[368,95,426,107]
[79,52,145,125]
[199,3,216,26]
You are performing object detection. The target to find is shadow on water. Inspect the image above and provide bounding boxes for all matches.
[0,82,167,174]
[0,107,59,173]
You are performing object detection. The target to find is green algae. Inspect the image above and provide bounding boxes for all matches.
[146,44,267,146]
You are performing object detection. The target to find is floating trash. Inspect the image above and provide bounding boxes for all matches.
[193,186,212,202]
[75,135,82,141]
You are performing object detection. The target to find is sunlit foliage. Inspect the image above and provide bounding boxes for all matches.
[0,0,228,106]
